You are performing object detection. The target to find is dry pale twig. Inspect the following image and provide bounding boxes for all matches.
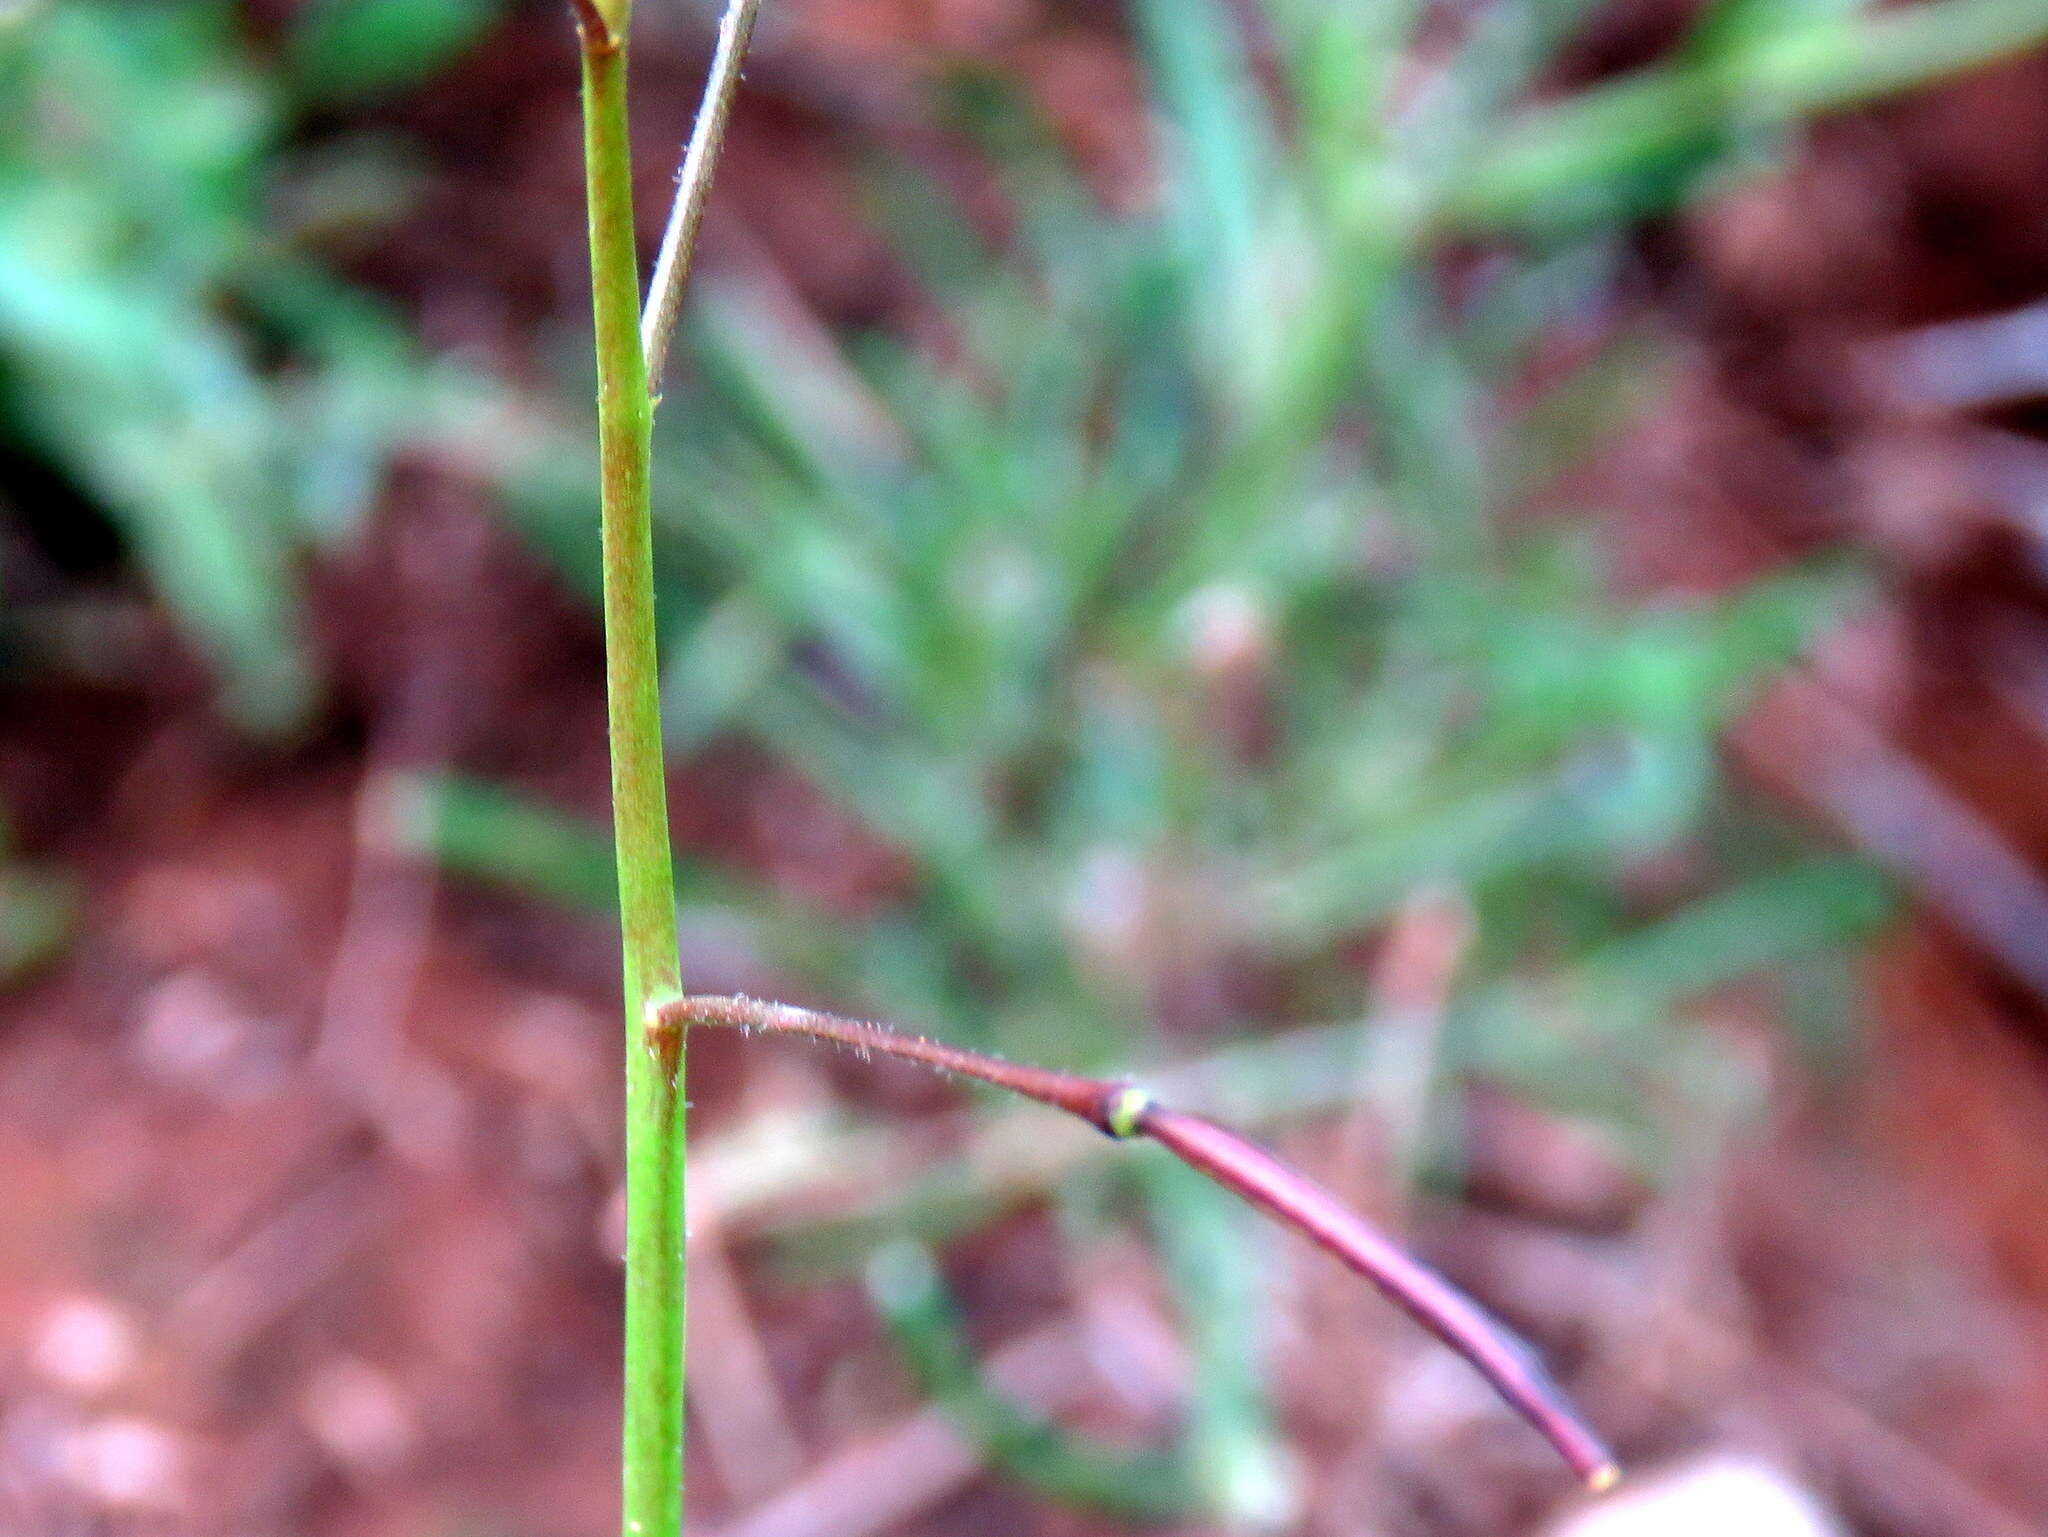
[641,0,765,392]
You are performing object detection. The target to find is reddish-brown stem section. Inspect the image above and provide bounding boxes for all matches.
[651,993,1619,1493]
[1137,1104,1617,1490]
[567,0,617,52]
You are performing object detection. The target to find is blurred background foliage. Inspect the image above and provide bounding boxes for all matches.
[6,0,2048,1530]
[0,1,454,733]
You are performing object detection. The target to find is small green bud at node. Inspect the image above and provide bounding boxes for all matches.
[1104,1084,1153,1140]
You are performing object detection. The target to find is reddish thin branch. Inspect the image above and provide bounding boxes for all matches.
[650,993,1620,1493]
[1137,1104,1616,1489]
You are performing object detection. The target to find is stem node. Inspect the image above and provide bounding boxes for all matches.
[569,0,619,54]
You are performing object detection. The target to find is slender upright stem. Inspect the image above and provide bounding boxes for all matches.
[577,9,688,1536]
[642,0,764,393]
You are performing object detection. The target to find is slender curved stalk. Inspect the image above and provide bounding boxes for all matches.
[650,993,1620,1493]
[574,6,687,1535]
[642,0,764,393]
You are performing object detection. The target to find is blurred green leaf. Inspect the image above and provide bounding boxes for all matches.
[867,1241,1196,1523]
[0,2,474,731]
[0,862,74,984]
[1142,1157,1295,1529]
[394,774,622,913]
[290,0,504,102]
[1452,0,2048,231]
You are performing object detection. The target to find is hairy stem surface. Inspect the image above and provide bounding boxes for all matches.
[641,0,764,390]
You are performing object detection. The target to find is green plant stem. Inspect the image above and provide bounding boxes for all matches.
[578,11,687,1537]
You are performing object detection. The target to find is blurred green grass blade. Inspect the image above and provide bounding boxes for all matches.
[0,0,316,733]
[237,259,431,544]
[478,411,608,603]
[1683,0,1866,65]
[773,1158,1039,1278]
[1360,275,1490,557]
[1458,854,1892,1099]
[855,148,996,309]
[1130,0,1271,272]
[394,773,622,912]
[1129,0,1277,362]
[0,0,464,733]
[1503,325,1657,498]
[394,771,870,989]
[1391,0,1612,185]
[1255,778,1556,950]
[866,1241,1196,1523]
[662,589,789,751]
[0,864,76,985]
[931,71,1108,281]
[1451,0,2048,231]
[1266,0,1424,177]
[0,254,317,732]
[744,686,1014,939]
[1738,0,2048,108]
[1461,240,1626,380]
[689,276,909,501]
[1141,1156,1296,1530]
[1576,853,1891,1009]
[290,0,505,102]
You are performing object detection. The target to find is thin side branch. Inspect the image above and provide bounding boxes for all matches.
[640,0,764,393]
[672,993,1118,1127]
[650,993,1621,1494]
